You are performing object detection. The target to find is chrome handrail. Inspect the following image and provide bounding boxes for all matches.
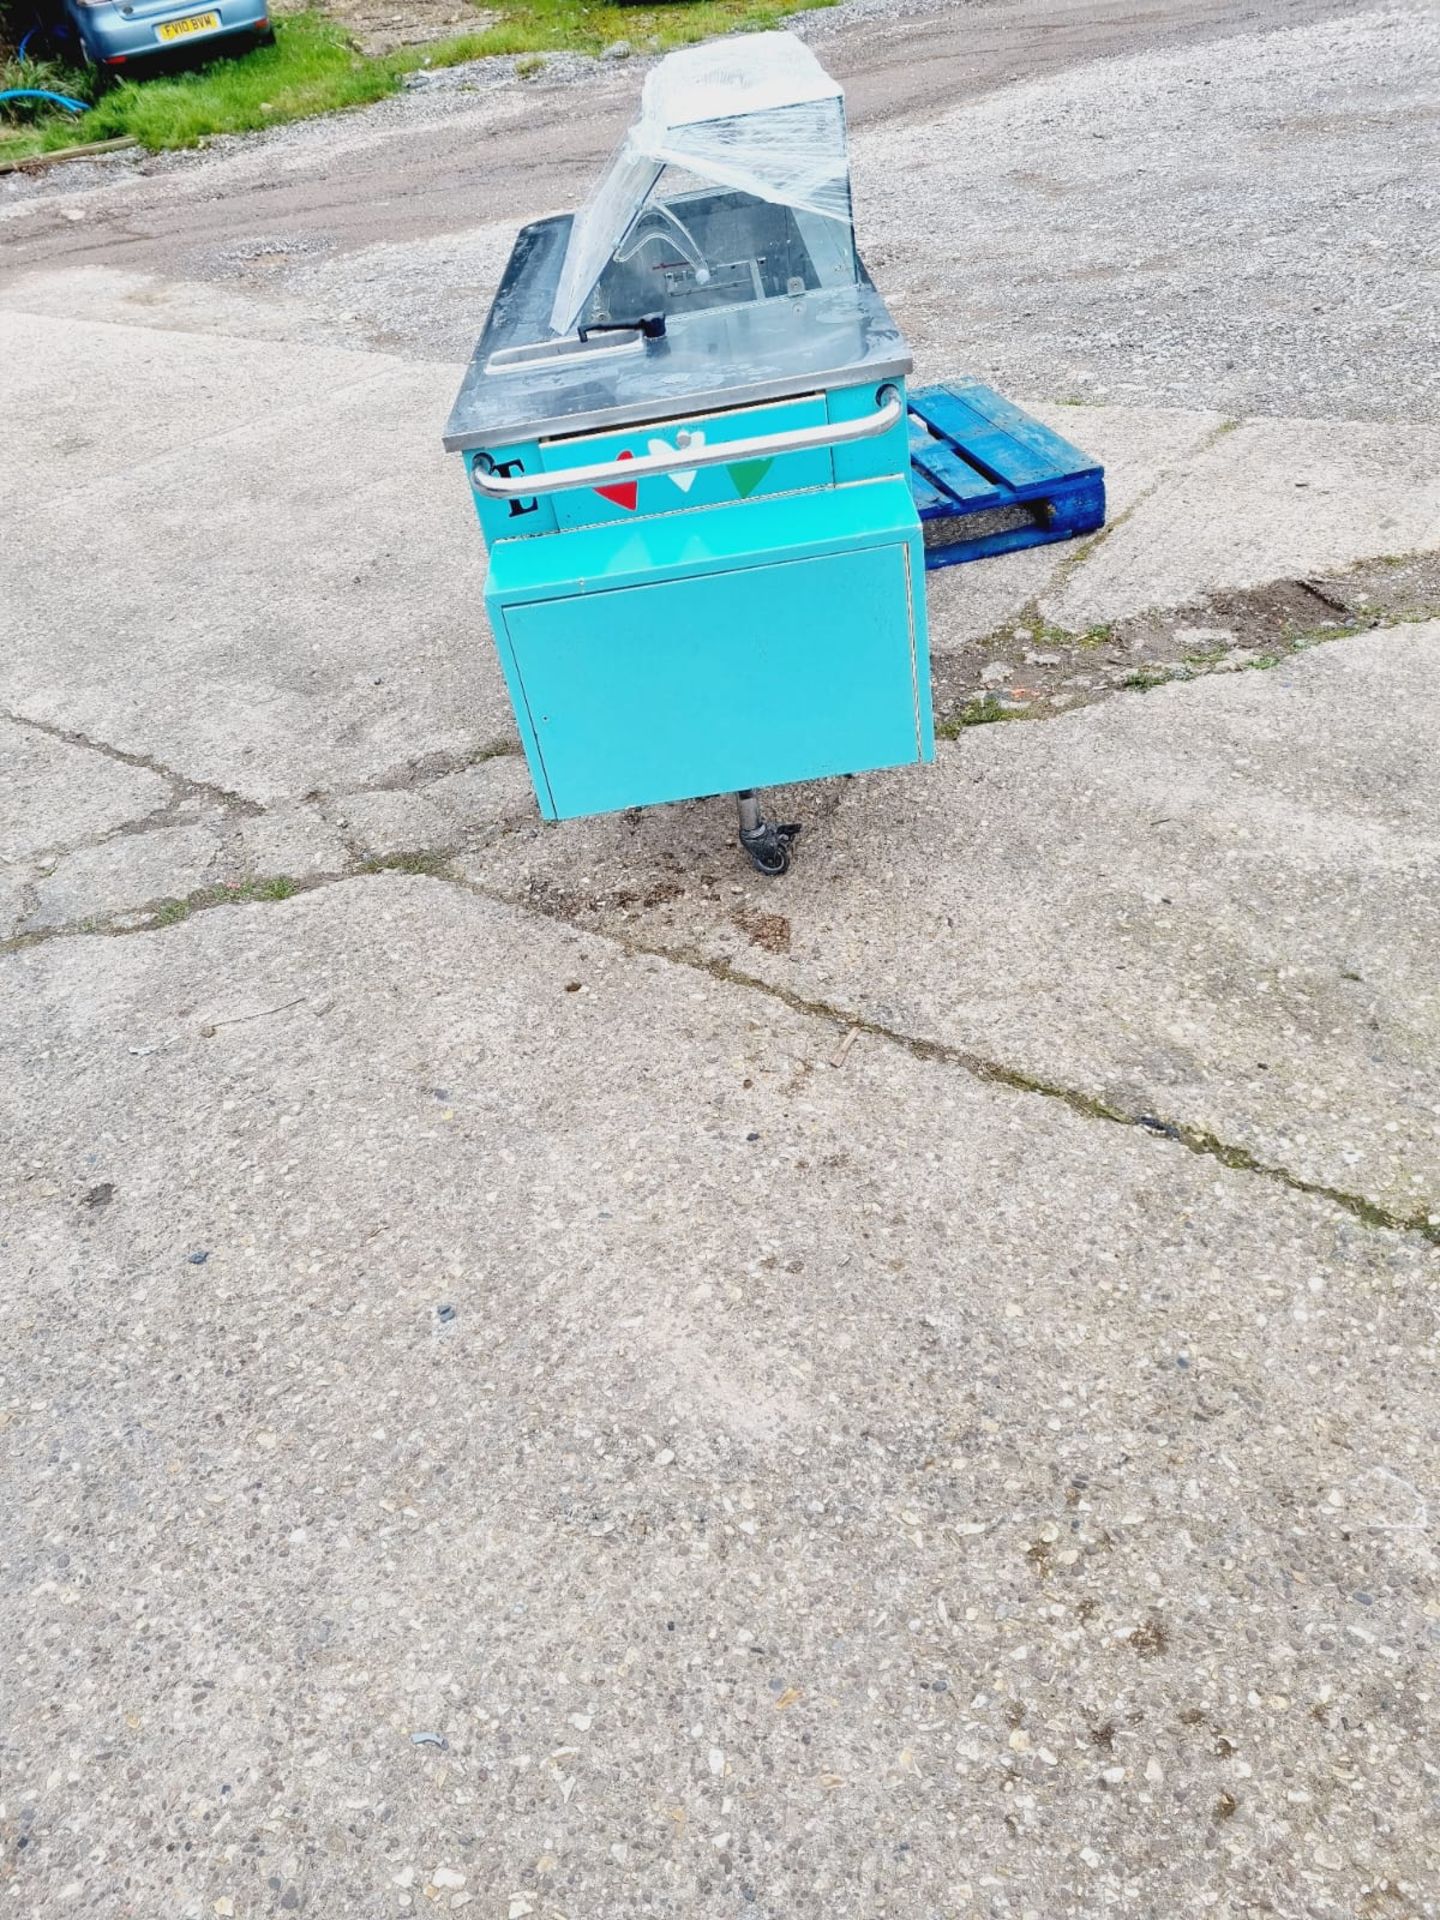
[470,387,904,500]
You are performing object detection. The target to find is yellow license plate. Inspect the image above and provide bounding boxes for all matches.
[156,11,220,38]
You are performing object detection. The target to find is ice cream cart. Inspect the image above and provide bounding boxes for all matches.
[443,32,932,874]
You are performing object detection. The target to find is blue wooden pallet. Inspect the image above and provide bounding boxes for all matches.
[908,383,1106,570]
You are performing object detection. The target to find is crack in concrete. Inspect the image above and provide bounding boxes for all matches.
[3,706,523,881]
[0,867,342,949]
[312,736,521,800]
[3,708,261,816]
[5,853,1436,1246]
[933,549,1440,734]
[452,873,1440,1251]
[1040,414,1242,595]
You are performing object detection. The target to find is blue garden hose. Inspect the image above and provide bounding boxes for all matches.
[0,88,89,112]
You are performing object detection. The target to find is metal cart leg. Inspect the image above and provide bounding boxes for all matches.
[736,790,800,877]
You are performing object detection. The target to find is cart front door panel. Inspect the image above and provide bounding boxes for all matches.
[502,544,923,820]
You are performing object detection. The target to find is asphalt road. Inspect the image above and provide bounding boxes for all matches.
[0,0,1361,282]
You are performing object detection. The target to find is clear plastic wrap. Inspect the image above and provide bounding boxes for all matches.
[550,31,853,336]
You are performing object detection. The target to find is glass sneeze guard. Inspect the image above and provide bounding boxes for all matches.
[550,32,859,340]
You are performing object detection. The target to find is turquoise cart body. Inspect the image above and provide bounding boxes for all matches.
[443,33,932,868]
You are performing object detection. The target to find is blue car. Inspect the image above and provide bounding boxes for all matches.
[62,0,271,68]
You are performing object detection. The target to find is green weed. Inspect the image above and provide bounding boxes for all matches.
[936,693,1030,738]
[245,874,300,900]
[149,873,300,926]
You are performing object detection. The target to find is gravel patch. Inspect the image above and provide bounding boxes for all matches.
[858,5,1440,420]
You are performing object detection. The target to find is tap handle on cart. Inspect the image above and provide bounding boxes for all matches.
[577,313,667,344]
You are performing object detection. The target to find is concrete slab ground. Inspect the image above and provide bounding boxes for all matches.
[0,311,398,510]
[21,819,232,934]
[0,315,508,805]
[4,876,1439,1920]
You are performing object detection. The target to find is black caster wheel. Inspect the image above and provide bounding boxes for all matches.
[739,819,800,877]
[746,839,792,877]
[735,791,800,878]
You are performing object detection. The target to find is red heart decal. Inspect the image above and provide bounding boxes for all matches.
[596,449,637,511]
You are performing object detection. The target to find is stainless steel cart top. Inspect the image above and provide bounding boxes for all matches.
[441,213,911,454]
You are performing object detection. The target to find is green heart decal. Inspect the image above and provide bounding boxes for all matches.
[728,458,773,499]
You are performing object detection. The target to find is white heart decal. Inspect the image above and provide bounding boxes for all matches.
[649,430,705,492]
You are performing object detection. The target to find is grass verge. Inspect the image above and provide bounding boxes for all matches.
[0,0,836,160]
[0,14,391,159]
